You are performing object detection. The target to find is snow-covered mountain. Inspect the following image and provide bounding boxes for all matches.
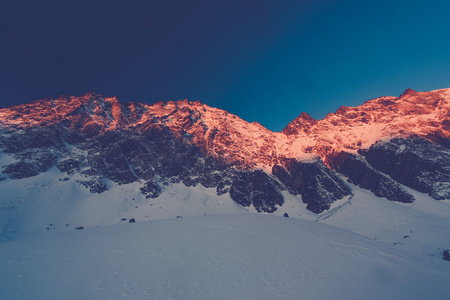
[1,88,450,299]
[0,88,448,213]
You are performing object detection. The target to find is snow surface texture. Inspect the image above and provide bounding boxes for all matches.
[1,214,450,300]
[1,171,450,299]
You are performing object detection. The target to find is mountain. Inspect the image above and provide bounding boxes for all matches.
[0,88,448,214]
[1,88,450,299]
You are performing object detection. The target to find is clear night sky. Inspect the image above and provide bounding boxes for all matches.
[1,0,450,131]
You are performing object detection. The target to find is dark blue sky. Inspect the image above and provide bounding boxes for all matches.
[1,0,450,131]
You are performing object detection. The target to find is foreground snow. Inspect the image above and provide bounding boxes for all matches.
[1,169,450,299]
[1,168,449,261]
[1,214,449,300]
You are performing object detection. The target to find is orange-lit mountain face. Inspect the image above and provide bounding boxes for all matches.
[0,89,449,213]
[283,88,449,162]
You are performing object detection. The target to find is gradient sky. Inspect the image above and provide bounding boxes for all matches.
[1,0,450,131]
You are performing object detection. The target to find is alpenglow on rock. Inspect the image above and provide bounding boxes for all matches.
[0,88,449,213]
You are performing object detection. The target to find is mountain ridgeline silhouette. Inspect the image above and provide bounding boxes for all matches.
[0,88,448,213]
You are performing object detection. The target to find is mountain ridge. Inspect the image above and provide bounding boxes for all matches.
[1,88,448,163]
[0,88,449,214]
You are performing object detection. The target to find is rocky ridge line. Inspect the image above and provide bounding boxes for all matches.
[0,88,448,213]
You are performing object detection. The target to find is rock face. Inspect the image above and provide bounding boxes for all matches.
[363,137,450,200]
[272,159,351,213]
[331,151,414,203]
[0,88,449,214]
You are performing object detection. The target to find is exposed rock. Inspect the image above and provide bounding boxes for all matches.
[443,250,450,261]
[57,158,81,175]
[282,112,317,135]
[273,158,352,214]
[79,178,108,194]
[364,137,450,200]
[3,149,58,179]
[229,170,284,213]
[140,181,163,199]
[331,151,414,203]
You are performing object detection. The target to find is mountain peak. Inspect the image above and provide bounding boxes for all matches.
[82,90,101,97]
[400,88,417,97]
[282,112,317,135]
[298,112,316,121]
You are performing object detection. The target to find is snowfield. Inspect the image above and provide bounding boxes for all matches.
[1,214,450,300]
[1,169,450,299]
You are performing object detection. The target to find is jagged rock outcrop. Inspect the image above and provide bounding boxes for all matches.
[363,137,450,200]
[272,158,352,213]
[331,151,414,203]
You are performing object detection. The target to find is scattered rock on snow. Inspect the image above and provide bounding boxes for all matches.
[443,250,450,261]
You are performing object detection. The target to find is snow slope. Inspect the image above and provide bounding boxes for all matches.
[318,185,450,259]
[1,169,450,299]
[1,166,449,260]
[1,214,449,300]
